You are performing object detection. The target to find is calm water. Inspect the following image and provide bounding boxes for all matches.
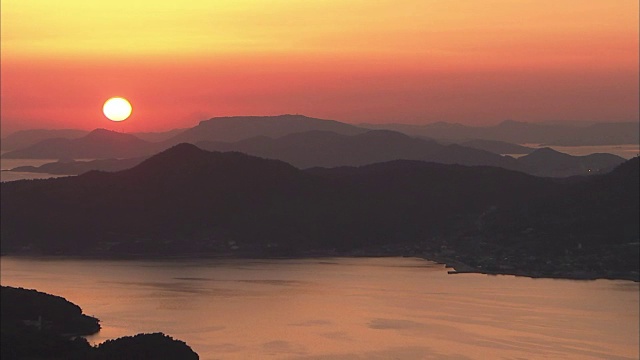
[1,257,637,360]
[0,157,102,182]
[0,158,67,182]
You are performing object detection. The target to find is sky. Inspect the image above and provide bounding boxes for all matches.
[1,1,638,134]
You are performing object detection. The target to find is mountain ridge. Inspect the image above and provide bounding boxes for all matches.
[2,129,158,159]
[2,144,637,279]
[165,114,367,145]
[360,120,640,145]
[6,130,625,178]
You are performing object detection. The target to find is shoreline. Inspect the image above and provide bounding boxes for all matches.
[2,251,638,282]
[424,254,639,282]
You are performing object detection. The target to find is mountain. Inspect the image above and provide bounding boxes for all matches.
[131,128,186,142]
[457,139,535,155]
[472,157,639,276]
[1,129,158,159]
[7,130,623,178]
[197,129,519,169]
[546,122,640,146]
[361,120,640,145]
[1,129,88,151]
[0,143,540,254]
[198,130,624,177]
[517,148,626,177]
[1,144,325,254]
[5,129,624,178]
[165,114,367,144]
[2,144,637,278]
[9,157,148,175]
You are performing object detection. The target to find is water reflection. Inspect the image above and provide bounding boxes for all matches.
[1,257,637,360]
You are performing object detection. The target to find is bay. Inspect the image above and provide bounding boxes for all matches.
[0,256,637,359]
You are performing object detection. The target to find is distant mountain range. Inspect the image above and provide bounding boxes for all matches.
[3,116,637,154]
[1,115,631,181]
[196,130,519,169]
[360,120,640,145]
[164,114,365,145]
[9,157,148,175]
[1,115,366,158]
[5,129,625,178]
[1,129,89,151]
[1,128,185,152]
[455,139,535,155]
[516,148,624,177]
[2,144,637,278]
[2,129,160,159]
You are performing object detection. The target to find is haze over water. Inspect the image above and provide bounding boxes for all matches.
[1,257,637,360]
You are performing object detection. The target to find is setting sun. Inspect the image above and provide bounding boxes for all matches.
[103,97,132,122]
[1,0,637,133]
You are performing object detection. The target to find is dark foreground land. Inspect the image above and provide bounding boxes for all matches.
[2,145,638,282]
[0,286,199,360]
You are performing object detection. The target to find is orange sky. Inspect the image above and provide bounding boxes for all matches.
[1,0,638,133]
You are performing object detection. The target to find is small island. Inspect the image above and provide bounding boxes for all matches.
[0,286,199,359]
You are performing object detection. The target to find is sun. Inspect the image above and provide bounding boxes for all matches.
[103,97,132,121]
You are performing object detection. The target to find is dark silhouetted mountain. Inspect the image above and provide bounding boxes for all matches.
[1,286,100,336]
[2,145,637,278]
[517,147,626,177]
[1,144,324,254]
[457,139,535,155]
[9,156,148,175]
[361,120,640,145]
[1,129,88,151]
[165,114,367,144]
[197,129,519,169]
[132,128,187,143]
[474,157,639,274]
[5,129,624,179]
[198,130,624,177]
[548,122,640,146]
[95,333,199,360]
[0,144,538,255]
[2,129,158,159]
[1,286,199,360]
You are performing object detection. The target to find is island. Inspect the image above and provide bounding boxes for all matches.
[0,286,199,359]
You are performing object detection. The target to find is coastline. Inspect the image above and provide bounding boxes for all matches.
[423,253,640,282]
[2,250,638,282]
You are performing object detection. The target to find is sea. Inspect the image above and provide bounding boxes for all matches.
[1,256,638,360]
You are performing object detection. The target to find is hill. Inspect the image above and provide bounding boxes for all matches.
[516,148,626,177]
[1,144,324,254]
[2,129,158,159]
[0,143,546,255]
[2,145,637,279]
[197,130,519,169]
[1,286,100,336]
[1,286,199,359]
[165,114,366,144]
[131,128,187,142]
[1,129,88,151]
[197,130,623,177]
[361,120,640,145]
[9,157,148,175]
[457,139,535,155]
[461,157,639,278]
[5,130,625,178]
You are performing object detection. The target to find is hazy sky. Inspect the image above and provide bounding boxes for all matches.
[1,1,638,133]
